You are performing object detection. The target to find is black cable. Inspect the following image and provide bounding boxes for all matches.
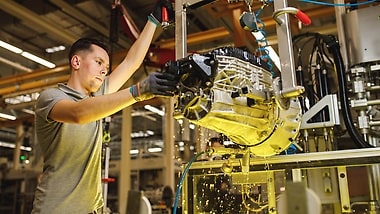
[293,32,373,148]
[322,34,373,148]
[109,3,120,74]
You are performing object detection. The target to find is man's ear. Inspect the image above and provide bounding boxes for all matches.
[71,55,80,69]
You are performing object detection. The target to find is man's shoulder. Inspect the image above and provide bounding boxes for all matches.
[38,86,65,99]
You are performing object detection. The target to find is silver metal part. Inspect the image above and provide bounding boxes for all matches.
[273,1,299,94]
[343,5,380,66]
[301,94,340,129]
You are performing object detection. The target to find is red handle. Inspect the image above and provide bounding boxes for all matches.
[162,7,169,23]
[102,178,116,183]
[295,10,311,26]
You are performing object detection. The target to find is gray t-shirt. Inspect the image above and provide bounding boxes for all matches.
[32,79,108,214]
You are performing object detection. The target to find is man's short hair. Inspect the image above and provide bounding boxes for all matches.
[68,38,109,65]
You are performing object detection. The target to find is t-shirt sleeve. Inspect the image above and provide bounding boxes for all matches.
[35,88,69,122]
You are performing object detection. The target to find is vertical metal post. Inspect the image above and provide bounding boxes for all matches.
[13,123,23,170]
[181,171,188,214]
[175,0,187,59]
[119,107,132,214]
[174,2,187,214]
[164,99,175,197]
[273,0,297,91]
[333,0,349,70]
[102,145,111,214]
[267,171,277,214]
[337,166,352,213]
[367,165,380,214]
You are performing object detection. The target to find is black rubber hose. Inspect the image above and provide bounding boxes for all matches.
[323,35,373,148]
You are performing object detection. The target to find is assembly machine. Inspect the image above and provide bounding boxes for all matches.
[168,0,380,213]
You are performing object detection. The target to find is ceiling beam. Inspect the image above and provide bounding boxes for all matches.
[156,27,230,48]
[0,0,78,44]
[0,65,70,87]
[48,0,130,48]
[0,75,70,96]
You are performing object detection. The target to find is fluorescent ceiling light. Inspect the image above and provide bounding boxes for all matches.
[148,147,162,153]
[0,113,16,120]
[130,130,155,138]
[130,149,139,155]
[0,40,22,54]
[146,130,154,135]
[22,109,35,115]
[0,141,32,151]
[144,105,164,116]
[45,45,65,53]
[0,39,56,69]
[21,52,56,68]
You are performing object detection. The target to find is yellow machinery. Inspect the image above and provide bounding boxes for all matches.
[169,0,380,213]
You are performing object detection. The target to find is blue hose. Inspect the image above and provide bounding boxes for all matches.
[172,151,206,214]
[298,0,378,7]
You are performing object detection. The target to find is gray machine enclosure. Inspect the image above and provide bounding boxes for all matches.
[343,6,380,66]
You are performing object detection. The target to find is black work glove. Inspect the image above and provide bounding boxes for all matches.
[130,71,178,102]
[149,0,175,28]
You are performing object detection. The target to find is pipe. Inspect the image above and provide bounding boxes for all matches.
[0,56,32,72]
[0,75,70,96]
[0,65,69,87]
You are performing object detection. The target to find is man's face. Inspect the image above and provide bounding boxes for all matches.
[76,45,110,94]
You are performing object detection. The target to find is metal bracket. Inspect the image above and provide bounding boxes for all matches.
[301,94,340,129]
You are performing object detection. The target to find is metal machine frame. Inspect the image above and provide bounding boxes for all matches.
[173,0,380,213]
[183,148,380,213]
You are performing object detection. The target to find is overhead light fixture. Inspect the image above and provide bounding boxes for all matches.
[0,141,32,151]
[45,45,66,53]
[144,105,165,116]
[130,149,139,155]
[22,109,35,115]
[0,39,56,69]
[21,51,56,68]
[148,147,162,153]
[130,130,155,138]
[0,113,16,120]
[0,40,22,54]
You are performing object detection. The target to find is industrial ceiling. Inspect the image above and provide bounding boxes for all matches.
[0,0,340,159]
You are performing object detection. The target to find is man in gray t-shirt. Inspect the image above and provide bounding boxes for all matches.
[32,1,177,213]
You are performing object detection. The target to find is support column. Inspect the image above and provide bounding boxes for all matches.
[13,123,23,170]
[119,107,132,214]
[337,166,352,213]
[164,99,175,193]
